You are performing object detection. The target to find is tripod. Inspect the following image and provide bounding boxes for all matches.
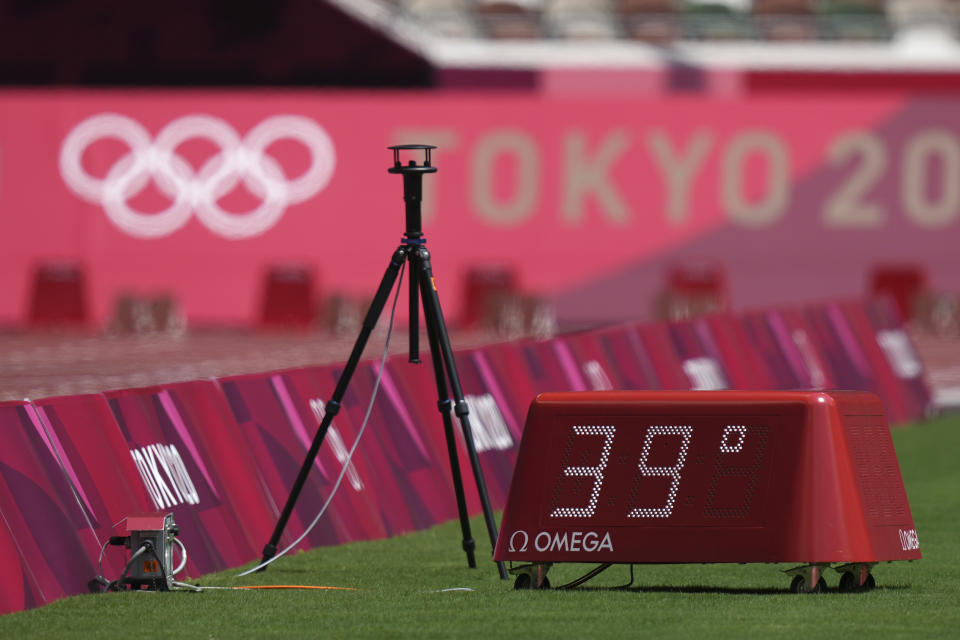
[259,145,508,579]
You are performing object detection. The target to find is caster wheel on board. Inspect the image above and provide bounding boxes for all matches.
[513,573,551,590]
[790,575,826,594]
[839,571,876,592]
[838,572,855,592]
[514,574,532,590]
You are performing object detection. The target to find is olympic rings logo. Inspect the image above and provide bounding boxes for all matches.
[59,113,336,239]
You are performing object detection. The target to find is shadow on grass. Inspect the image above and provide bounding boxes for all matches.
[570,585,785,595]
[567,584,909,595]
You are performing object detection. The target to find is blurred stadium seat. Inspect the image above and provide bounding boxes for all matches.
[655,262,729,321]
[397,0,481,37]
[460,265,520,328]
[546,0,620,38]
[474,0,543,38]
[618,0,682,43]
[318,293,365,335]
[260,264,318,330]
[870,265,927,321]
[109,293,185,335]
[752,0,817,41]
[380,0,911,42]
[28,262,87,329]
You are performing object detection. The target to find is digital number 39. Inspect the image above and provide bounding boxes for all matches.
[549,424,763,519]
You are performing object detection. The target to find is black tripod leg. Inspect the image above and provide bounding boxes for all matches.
[415,258,477,569]
[409,256,420,364]
[259,246,409,569]
[414,247,509,580]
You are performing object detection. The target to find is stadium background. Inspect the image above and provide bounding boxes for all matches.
[1,0,959,615]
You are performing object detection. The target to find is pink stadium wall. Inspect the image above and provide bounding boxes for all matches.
[0,90,958,328]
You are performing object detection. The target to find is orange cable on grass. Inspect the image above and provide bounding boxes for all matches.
[235,585,355,591]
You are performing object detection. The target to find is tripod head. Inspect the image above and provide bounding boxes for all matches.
[387,145,439,364]
[388,145,437,241]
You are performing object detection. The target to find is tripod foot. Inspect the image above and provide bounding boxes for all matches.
[258,543,278,571]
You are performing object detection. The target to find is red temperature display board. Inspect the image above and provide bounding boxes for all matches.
[494,391,920,593]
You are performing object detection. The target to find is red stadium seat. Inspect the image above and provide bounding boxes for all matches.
[870,264,926,321]
[28,262,88,328]
[259,264,317,329]
[655,261,728,321]
[460,264,520,330]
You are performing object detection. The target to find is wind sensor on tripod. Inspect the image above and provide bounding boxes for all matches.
[257,145,508,579]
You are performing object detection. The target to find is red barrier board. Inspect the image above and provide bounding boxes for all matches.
[495,391,921,576]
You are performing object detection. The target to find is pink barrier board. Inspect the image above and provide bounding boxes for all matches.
[82,388,255,575]
[454,342,546,433]
[329,359,464,530]
[517,339,590,392]
[774,307,841,390]
[153,381,278,557]
[741,299,932,423]
[800,304,876,393]
[559,325,666,391]
[29,394,154,579]
[218,369,368,550]
[695,314,781,390]
[219,363,459,547]
[580,324,663,390]
[104,386,265,574]
[739,309,829,390]
[441,348,525,505]
[0,401,101,613]
[833,299,930,423]
[633,323,702,390]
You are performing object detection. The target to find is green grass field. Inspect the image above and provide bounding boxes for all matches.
[2,414,958,638]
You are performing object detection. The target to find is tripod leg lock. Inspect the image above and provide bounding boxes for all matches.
[437,398,452,413]
[454,401,470,417]
[325,400,341,416]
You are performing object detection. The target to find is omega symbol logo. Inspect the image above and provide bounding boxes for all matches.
[508,530,529,553]
[59,113,336,239]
